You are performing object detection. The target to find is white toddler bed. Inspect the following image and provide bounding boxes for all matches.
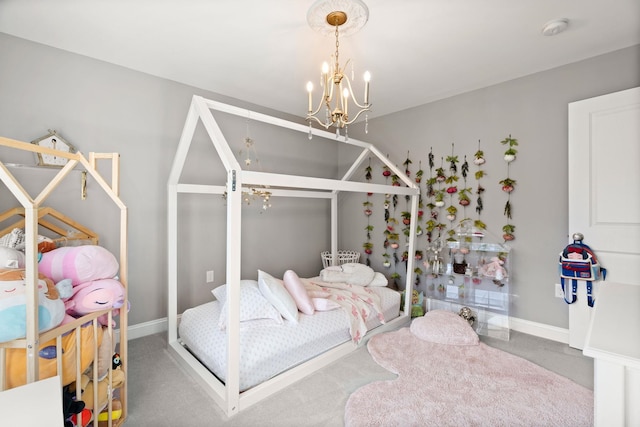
[168,96,421,416]
[179,285,400,392]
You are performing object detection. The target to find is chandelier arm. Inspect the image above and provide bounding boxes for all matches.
[306,115,332,129]
[342,107,371,126]
[308,97,328,117]
[342,76,369,109]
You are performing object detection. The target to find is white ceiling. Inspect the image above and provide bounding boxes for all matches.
[1,0,639,121]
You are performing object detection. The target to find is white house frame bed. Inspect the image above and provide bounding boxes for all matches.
[167,95,420,417]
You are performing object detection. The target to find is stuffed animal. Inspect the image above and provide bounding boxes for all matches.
[65,278,126,326]
[4,322,103,389]
[38,245,119,286]
[0,246,25,269]
[478,256,507,280]
[0,268,71,342]
[62,386,90,427]
[69,365,125,411]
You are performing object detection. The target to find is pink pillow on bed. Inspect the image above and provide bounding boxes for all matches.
[283,270,314,315]
[312,298,340,311]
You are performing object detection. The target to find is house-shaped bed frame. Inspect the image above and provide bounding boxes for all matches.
[167,95,420,416]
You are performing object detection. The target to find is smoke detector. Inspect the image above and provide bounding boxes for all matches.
[542,18,569,36]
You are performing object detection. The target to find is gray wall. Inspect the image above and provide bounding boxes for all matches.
[1,31,638,330]
[0,33,337,324]
[344,45,640,328]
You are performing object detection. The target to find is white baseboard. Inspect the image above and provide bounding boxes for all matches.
[115,317,169,343]
[509,316,569,343]
[119,314,569,345]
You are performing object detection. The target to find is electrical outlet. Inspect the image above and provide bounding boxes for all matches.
[206,270,214,283]
[555,283,564,298]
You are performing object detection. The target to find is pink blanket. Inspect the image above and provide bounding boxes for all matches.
[304,278,385,344]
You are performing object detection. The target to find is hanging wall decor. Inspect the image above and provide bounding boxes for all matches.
[499,135,518,241]
[474,140,487,230]
[363,159,374,265]
[458,155,471,213]
[360,136,519,291]
[445,145,459,237]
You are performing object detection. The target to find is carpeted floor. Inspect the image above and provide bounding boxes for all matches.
[123,327,592,426]
[345,313,593,426]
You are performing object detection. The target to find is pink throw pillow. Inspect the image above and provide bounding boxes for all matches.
[312,298,340,311]
[283,270,315,315]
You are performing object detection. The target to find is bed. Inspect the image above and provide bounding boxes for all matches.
[167,95,421,417]
[0,136,128,427]
[179,279,400,392]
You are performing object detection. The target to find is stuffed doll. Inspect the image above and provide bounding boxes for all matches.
[38,245,119,286]
[4,322,103,389]
[68,365,125,411]
[0,268,71,342]
[65,278,126,326]
[478,256,507,280]
[62,386,90,427]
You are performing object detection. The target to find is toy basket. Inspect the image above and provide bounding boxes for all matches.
[321,250,361,268]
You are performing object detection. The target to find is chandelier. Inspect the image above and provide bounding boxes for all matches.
[223,119,272,212]
[306,0,371,137]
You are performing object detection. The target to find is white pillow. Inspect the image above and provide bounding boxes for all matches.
[283,270,314,315]
[258,270,298,324]
[368,272,388,287]
[212,280,282,330]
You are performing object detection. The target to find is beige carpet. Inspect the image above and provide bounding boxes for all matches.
[345,312,593,427]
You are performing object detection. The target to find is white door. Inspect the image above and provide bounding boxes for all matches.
[568,86,640,349]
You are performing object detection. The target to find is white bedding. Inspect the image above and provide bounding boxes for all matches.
[178,286,400,391]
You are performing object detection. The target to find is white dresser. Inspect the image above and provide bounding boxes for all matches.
[583,282,640,426]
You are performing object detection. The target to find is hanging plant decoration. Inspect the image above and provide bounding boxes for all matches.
[474,140,487,230]
[500,135,518,241]
[458,155,472,219]
[415,160,425,240]
[461,156,469,180]
[382,154,392,179]
[503,224,516,241]
[415,161,424,184]
[501,134,518,162]
[425,148,437,242]
[363,200,373,216]
[458,187,472,207]
[382,252,392,268]
[403,151,412,177]
[445,144,459,228]
[363,158,373,265]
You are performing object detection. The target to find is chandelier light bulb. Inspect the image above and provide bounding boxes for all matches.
[322,62,329,74]
[363,70,370,105]
[306,82,314,112]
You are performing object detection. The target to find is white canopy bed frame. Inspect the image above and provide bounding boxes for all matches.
[167,95,420,417]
